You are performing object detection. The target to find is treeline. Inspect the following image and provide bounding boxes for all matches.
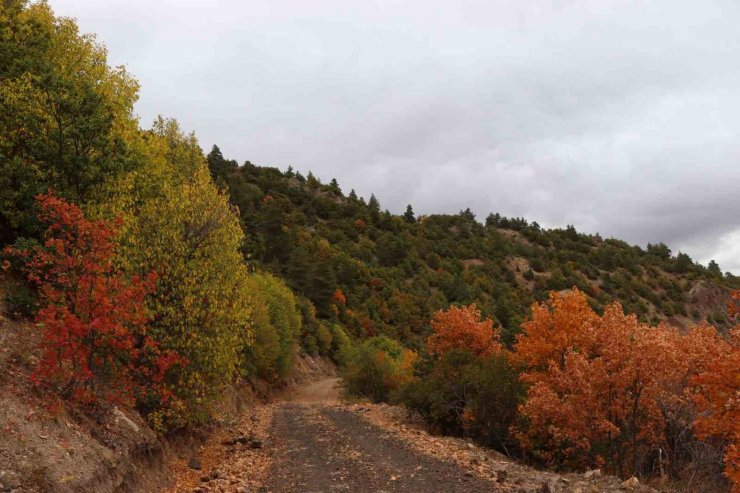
[343,290,740,489]
[0,1,349,431]
[207,146,739,350]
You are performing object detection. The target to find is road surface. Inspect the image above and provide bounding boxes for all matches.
[263,378,499,492]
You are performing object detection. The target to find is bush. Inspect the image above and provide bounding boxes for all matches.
[316,322,333,355]
[250,272,302,381]
[2,278,38,319]
[241,284,280,380]
[329,323,353,366]
[342,336,416,402]
[400,349,523,454]
[5,194,182,410]
[110,120,253,428]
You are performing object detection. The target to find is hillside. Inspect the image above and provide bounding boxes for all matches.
[207,146,739,347]
[1,2,738,491]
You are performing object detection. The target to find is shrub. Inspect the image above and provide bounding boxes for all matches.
[342,336,417,402]
[514,289,728,477]
[401,349,523,454]
[316,322,333,355]
[250,272,302,381]
[329,323,353,366]
[2,277,39,319]
[108,120,253,428]
[427,304,501,358]
[4,194,182,409]
[240,284,280,381]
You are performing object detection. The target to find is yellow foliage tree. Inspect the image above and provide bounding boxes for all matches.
[107,118,251,428]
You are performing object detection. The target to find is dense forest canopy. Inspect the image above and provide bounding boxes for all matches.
[206,145,739,348]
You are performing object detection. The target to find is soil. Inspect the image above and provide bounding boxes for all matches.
[265,402,498,492]
[186,378,656,493]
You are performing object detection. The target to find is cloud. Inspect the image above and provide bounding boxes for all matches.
[50,0,740,272]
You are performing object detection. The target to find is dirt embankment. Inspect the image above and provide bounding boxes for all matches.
[0,303,335,493]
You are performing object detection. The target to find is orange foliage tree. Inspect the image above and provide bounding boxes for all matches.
[693,290,740,490]
[514,289,726,476]
[427,304,502,359]
[4,194,182,407]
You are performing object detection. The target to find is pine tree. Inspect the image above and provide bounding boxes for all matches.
[368,194,380,221]
[403,204,416,223]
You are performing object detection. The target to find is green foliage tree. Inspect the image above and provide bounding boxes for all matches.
[403,204,416,223]
[0,1,140,241]
[250,271,301,380]
[342,336,417,402]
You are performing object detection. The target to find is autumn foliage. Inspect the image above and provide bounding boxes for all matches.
[427,304,502,358]
[513,289,728,478]
[692,290,740,490]
[4,194,182,407]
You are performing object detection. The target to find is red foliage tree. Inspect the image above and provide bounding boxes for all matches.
[514,289,727,477]
[332,288,347,306]
[4,193,182,406]
[693,290,740,490]
[427,304,502,358]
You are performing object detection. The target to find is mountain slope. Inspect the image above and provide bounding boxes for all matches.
[206,146,739,347]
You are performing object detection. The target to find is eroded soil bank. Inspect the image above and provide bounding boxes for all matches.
[0,306,334,493]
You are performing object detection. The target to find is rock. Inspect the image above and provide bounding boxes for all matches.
[236,488,249,493]
[223,435,251,446]
[540,480,557,493]
[495,469,507,483]
[250,439,263,449]
[583,469,601,479]
[620,477,640,489]
[188,456,202,470]
[200,475,211,482]
[210,469,221,480]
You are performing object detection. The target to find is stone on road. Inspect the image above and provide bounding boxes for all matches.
[264,400,499,492]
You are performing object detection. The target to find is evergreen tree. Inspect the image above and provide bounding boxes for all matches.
[403,204,416,223]
[368,194,381,221]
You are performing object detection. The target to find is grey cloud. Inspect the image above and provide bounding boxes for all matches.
[51,0,740,272]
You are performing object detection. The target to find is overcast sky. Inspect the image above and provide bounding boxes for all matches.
[50,0,740,273]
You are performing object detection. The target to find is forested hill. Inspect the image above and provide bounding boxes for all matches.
[206,146,739,347]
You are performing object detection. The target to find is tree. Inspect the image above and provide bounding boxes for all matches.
[693,290,740,489]
[513,289,599,373]
[206,145,237,185]
[368,194,380,221]
[427,304,502,359]
[251,272,301,380]
[674,252,693,273]
[514,289,727,476]
[342,336,417,402]
[0,2,140,240]
[4,194,181,409]
[108,118,252,428]
[708,260,722,276]
[403,204,416,223]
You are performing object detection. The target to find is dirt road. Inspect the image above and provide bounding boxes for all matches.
[263,378,498,492]
[181,377,652,493]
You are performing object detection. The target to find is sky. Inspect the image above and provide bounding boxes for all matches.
[49,0,740,273]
